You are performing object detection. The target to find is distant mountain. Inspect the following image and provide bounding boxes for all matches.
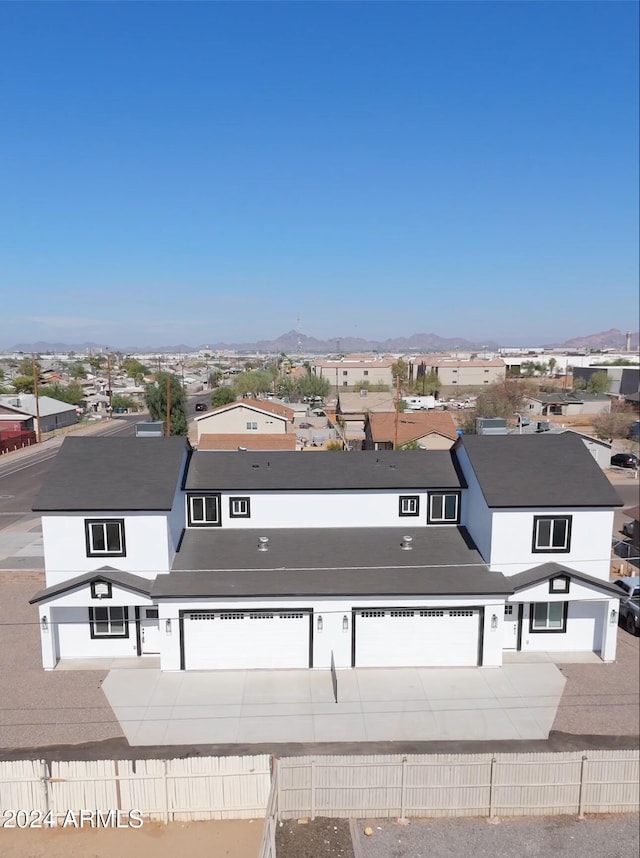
[7,328,638,355]
[201,330,497,353]
[557,329,639,350]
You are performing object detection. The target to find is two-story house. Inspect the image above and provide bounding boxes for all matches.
[30,433,623,671]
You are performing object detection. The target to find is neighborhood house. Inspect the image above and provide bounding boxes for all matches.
[31,434,623,672]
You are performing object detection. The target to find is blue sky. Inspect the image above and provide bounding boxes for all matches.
[1,2,638,348]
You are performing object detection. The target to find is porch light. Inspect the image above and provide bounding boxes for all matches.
[165,619,172,635]
[610,609,617,626]
[342,615,349,631]
[41,616,48,633]
[491,614,498,631]
[317,615,323,633]
[400,536,413,550]
[258,536,269,552]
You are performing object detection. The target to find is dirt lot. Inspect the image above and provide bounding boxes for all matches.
[0,818,262,858]
[276,817,354,858]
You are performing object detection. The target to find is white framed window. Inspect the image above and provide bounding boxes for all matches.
[530,602,567,633]
[427,492,460,524]
[89,606,128,638]
[399,495,420,517]
[229,496,251,518]
[188,494,221,527]
[532,516,572,553]
[85,519,125,557]
[245,421,258,430]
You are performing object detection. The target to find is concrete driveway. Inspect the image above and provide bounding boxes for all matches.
[101,663,566,747]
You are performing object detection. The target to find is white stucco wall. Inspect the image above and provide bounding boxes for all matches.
[189,490,443,528]
[489,508,614,579]
[454,445,492,560]
[41,514,172,584]
[157,594,503,671]
[53,606,139,659]
[196,407,287,440]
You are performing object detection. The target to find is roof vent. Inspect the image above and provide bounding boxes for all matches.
[258,536,269,552]
[400,535,413,551]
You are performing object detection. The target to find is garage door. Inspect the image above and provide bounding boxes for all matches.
[354,608,480,667]
[182,610,311,670]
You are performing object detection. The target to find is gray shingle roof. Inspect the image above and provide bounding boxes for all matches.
[508,563,624,598]
[457,434,623,508]
[30,568,153,604]
[185,450,466,491]
[33,437,189,511]
[159,526,512,598]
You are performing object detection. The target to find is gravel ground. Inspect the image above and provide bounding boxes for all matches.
[276,817,355,858]
[552,624,640,736]
[355,814,640,858]
[0,578,124,749]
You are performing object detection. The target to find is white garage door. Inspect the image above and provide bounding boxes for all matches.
[354,608,480,667]
[183,610,311,670]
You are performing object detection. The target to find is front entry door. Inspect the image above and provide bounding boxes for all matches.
[141,608,160,654]
[503,603,519,650]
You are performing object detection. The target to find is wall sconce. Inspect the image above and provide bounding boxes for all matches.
[165,619,172,635]
[41,616,48,633]
[342,615,349,632]
[317,615,323,633]
[258,536,269,552]
[610,609,617,626]
[490,614,498,631]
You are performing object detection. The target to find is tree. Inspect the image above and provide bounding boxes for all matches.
[145,373,187,435]
[211,387,236,408]
[548,357,557,376]
[17,356,39,376]
[111,394,140,412]
[296,374,331,400]
[391,359,408,382]
[208,369,222,388]
[12,375,35,394]
[233,371,273,398]
[45,381,85,406]
[420,370,441,396]
[592,408,636,442]
[122,357,149,384]
[458,379,535,434]
[70,362,87,379]
[88,355,106,371]
[586,372,610,395]
[325,440,344,451]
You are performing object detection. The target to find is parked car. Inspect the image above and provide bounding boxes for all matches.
[194,402,208,412]
[612,576,640,635]
[610,453,638,469]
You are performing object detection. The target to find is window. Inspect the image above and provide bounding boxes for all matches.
[399,495,420,517]
[363,370,369,376]
[549,575,570,594]
[229,496,251,518]
[428,492,460,524]
[90,580,112,599]
[245,421,258,430]
[85,520,125,557]
[530,602,567,633]
[89,606,128,638]
[188,494,221,527]
[532,516,572,553]
[342,370,348,376]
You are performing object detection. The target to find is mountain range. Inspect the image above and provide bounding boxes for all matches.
[5,328,639,355]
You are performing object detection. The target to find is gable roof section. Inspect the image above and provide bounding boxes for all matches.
[30,568,152,604]
[194,398,293,423]
[33,436,189,511]
[197,434,297,451]
[184,449,466,491]
[161,526,511,598]
[0,395,77,417]
[508,562,624,598]
[368,411,458,445]
[338,392,396,415]
[457,433,623,508]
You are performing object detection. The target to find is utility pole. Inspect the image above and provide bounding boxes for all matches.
[107,349,112,419]
[166,373,172,436]
[393,373,401,450]
[32,354,42,443]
